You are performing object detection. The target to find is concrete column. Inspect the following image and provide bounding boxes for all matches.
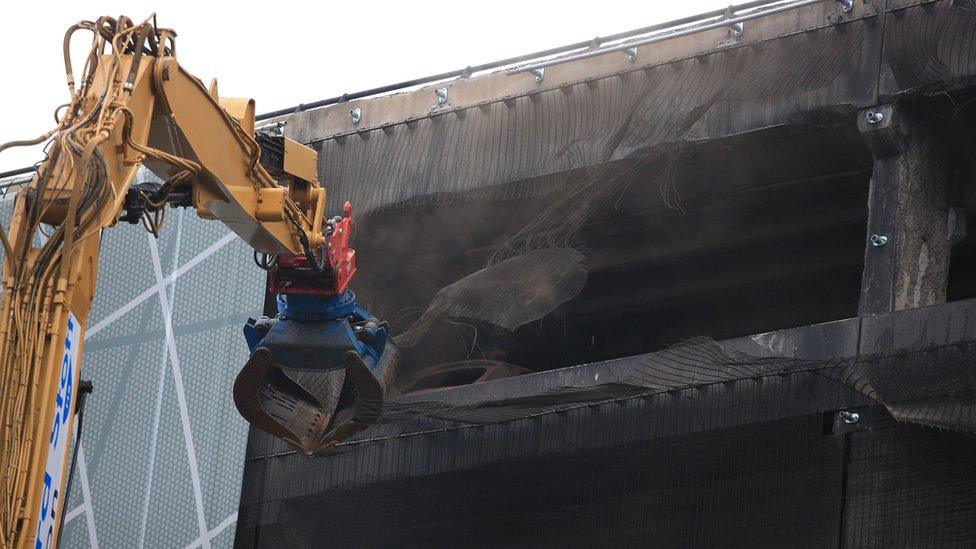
[857,103,954,315]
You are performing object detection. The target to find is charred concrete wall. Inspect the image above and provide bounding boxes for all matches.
[239,0,976,546]
[265,0,976,380]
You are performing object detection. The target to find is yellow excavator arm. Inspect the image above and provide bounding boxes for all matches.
[0,16,398,549]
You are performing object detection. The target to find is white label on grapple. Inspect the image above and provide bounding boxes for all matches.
[34,312,81,549]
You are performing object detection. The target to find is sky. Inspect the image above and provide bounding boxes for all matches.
[0,0,730,173]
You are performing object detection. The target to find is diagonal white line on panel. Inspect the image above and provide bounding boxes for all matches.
[77,444,99,549]
[61,449,99,548]
[63,504,86,525]
[86,232,236,339]
[148,233,211,549]
[139,208,186,548]
[181,511,239,549]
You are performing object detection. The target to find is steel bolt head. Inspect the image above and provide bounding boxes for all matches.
[866,110,885,124]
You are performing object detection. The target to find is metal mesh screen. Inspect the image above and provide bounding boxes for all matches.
[237,336,976,548]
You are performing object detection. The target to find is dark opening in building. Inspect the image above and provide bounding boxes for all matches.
[355,121,873,378]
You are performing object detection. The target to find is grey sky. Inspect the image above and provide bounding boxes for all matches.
[0,0,729,172]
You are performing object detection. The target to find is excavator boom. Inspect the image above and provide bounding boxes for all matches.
[0,16,397,548]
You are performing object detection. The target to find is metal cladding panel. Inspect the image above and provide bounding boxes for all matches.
[274,416,846,548]
[0,181,265,548]
[238,408,976,549]
[236,371,866,548]
[878,1,976,99]
[844,414,976,548]
[237,299,976,547]
[311,15,884,218]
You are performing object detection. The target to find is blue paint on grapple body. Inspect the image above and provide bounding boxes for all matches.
[243,290,389,378]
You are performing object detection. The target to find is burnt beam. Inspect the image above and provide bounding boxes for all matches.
[857,103,953,315]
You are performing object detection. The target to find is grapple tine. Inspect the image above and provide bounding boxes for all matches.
[309,340,400,454]
[233,347,336,454]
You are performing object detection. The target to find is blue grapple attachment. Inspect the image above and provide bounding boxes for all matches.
[233,205,399,454]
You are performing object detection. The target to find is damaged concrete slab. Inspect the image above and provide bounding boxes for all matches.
[237,298,976,547]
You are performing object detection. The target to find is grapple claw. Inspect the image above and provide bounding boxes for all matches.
[234,290,399,454]
[232,347,333,454]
